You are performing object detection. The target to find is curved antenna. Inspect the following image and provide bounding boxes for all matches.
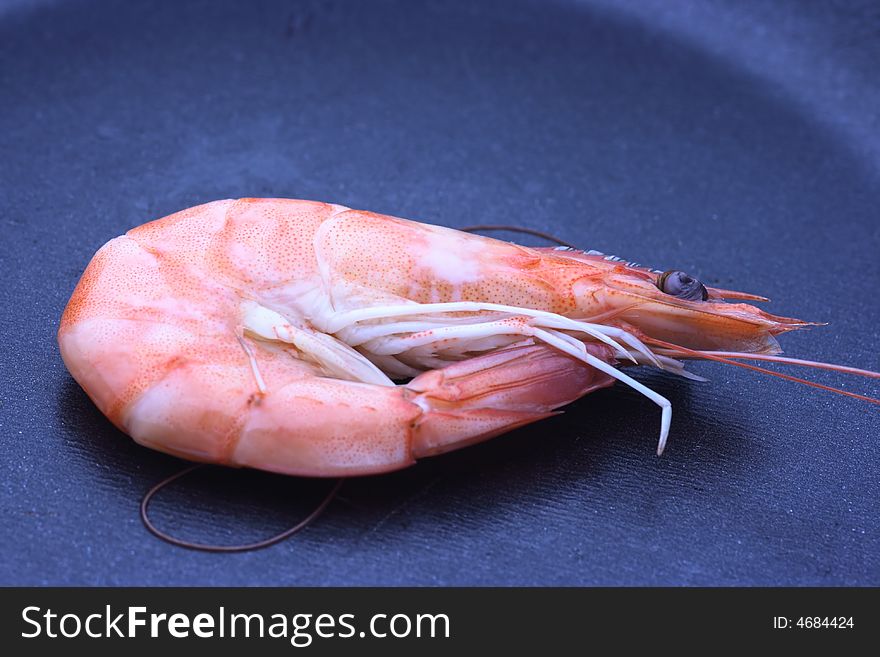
[140,465,343,553]
[461,224,578,249]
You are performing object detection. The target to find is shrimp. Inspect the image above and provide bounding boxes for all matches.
[58,198,879,477]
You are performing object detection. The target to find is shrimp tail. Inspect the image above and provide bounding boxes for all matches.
[406,342,615,457]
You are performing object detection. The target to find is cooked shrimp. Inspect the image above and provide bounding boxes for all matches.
[58,198,879,476]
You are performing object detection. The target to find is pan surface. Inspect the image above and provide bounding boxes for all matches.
[1,0,878,585]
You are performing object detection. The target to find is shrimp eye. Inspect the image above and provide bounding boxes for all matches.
[657,270,709,301]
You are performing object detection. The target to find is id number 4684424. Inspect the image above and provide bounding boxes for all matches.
[773,617,854,629]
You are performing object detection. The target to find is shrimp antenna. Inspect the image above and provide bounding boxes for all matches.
[140,465,343,552]
[644,337,880,406]
[681,351,880,380]
[461,225,578,249]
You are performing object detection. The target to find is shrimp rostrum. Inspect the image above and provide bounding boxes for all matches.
[59,199,879,476]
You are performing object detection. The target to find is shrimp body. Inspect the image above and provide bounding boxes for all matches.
[59,198,834,476]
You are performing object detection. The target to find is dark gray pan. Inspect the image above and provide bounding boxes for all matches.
[1,0,878,585]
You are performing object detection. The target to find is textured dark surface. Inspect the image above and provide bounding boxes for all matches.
[1,0,878,585]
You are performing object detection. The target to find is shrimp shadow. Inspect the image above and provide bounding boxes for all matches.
[337,370,759,544]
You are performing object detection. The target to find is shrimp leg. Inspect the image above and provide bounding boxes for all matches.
[405,342,616,458]
[242,302,394,386]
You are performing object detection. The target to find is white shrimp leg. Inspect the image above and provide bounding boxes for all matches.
[361,317,534,356]
[363,353,424,379]
[236,335,268,395]
[338,318,484,346]
[532,328,672,455]
[636,353,709,382]
[349,307,674,454]
[325,301,641,363]
[242,303,394,386]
